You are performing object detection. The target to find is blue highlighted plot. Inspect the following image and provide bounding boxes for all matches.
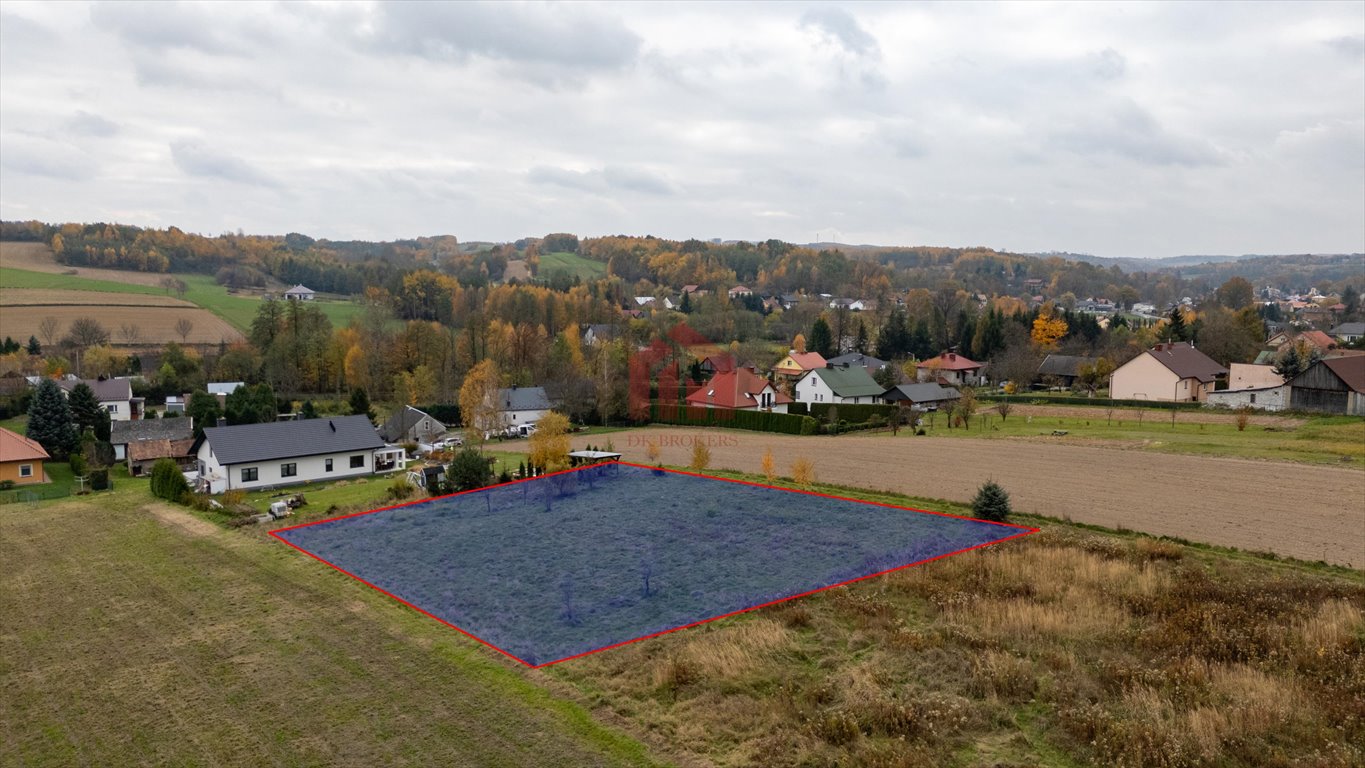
[275,463,1031,666]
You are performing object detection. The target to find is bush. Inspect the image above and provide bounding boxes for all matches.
[791,456,816,486]
[68,453,87,476]
[150,458,190,502]
[689,437,711,471]
[88,468,111,491]
[971,480,1012,522]
[800,416,818,435]
[387,475,414,501]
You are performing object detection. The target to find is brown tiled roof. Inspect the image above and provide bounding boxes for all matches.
[1146,342,1227,383]
[774,352,827,372]
[0,427,49,463]
[1321,356,1365,394]
[686,368,792,409]
[127,438,196,462]
[918,352,982,372]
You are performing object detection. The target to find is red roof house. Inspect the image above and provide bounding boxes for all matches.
[915,352,984,386]
[685,368,793,412]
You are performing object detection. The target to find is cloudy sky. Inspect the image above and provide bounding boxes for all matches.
[1,1,1362,257]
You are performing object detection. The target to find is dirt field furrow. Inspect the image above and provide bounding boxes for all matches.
[543,427,1365,568]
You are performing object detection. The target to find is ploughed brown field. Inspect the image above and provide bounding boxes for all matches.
[528,427,1365,568]
[0,303,243,346]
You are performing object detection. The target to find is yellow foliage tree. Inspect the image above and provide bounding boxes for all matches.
[459,359,503,448]
[81,345,125,379]
[761,446,775,482]
[689,436,710,471]
[791,456,816,486]
[645,438,661,464]
[528,411,571,472]
[1031,303,1068,349]
[793,333,807,354]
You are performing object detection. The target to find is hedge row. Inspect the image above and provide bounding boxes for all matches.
[789,402,900,422]
[978,393,1206,411]
[650,402,817,435]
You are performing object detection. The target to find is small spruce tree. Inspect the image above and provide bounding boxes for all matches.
[299,400,318,420]
[349,387,374,421]
[150,458,190,502]
[971,480,1012,522]
[67,383,103,438]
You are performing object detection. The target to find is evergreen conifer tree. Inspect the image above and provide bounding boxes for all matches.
[26,379,78,459]
[349,387,374,420]
[67,382,103,437]
[971,480,1012,522]
[26,336,41,355]
[299,400,318,419]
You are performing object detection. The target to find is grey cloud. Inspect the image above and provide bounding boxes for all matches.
[1,134,96,181]
[800,7,880,58]
[528,165,678,196]
[65,111,119,138]
[1047,101,1223,167]
[91,2,243,54]
[1325,35,1364,57]
[170,140,278,187]
[1089,48,1127,80]
[366,2,640,86]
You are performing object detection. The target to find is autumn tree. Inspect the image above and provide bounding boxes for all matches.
[645,438,661,465]
[118,323,142,345]
[792,332,807,354]
[38,316,61,348]
[460,359,504,448]
[394,364,436,406]
[1076,357,1116,395]
[689,436,710,471]
[1030,303,1067,349]
[1215,277,1255,310]
[528,411,571,472]
[761,446,775,481]
[81,345,125,379]
[791,456,816,486]
[174,317,194,343]
[64,317,110,374]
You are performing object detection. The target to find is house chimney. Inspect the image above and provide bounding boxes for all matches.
[216,417,226,428]
[329,420,336,432]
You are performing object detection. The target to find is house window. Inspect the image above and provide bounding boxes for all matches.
[19,464,33,478]
[325,458,333,472]
[107,404,119,413]
[281,463,297,478]
[1250,394,1257,404]
[350,455,365,469]
[241,467,258,482]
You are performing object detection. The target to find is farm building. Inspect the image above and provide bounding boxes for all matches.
[916,352,985,386]
[57,377,143,421]
[581,324,618,346]
[0,427,49,486]
[794,364,885,405]
[128,438,197,477]
[193,415,405,494]
[772,350,827,380]
[1036,355,1099,388]
[283,284,315,301]
[110,417,195,462]
[685,367,791,413]
[881,382,960,410]
[1227,363,1284,390]
[498,386,551,427]
[699,353,751,377]
[1206,385,1289,412]
[1287,356,1365,415]
[1108,342,1226,402]
[379,405,447,444]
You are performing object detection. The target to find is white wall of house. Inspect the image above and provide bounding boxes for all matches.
[794,372,875,405]
[101,399,133,421]
[503,407,548,425]
[196,442,379,494]
[1206,385,1288,412]
[1110,353,1180,401]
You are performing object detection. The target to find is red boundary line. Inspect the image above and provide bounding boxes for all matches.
[268,460,1040,668]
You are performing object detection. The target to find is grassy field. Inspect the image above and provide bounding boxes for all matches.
[909,403,1365,468]
[537,251,608,281]
[0,480,663,767]
[541,471,1365,767]
[1,462,1361,766]
[0,265,363,333]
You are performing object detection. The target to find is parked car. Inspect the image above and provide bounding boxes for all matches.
[431,435,463,450]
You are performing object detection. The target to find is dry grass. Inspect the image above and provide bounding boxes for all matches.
[0,241,170,286]
[551,519,1365,767]
[0,288,194,307]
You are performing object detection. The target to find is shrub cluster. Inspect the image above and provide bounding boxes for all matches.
[149,458,190,502]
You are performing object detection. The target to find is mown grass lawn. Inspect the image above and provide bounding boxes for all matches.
[907,405,1365,467]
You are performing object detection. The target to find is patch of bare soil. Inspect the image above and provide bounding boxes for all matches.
[554,427,1365,568]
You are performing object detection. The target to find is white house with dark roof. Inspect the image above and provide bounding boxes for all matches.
[283,284,315,301]
[498,386,552,427]
[193,415,404,494]
[57,377,143,421]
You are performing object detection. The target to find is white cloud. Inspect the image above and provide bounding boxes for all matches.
[0,1,1360,257]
